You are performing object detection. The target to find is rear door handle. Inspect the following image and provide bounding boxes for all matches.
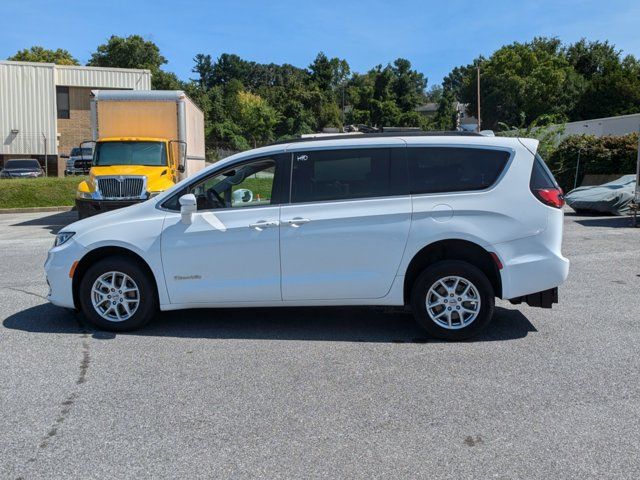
[286,217,311,227]
[249,220,279,230]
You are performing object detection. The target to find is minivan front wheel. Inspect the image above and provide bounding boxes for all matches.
[411,260,494,340]
[78,256,157,331]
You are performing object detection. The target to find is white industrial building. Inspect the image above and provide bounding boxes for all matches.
[0,60,151,175]
[561,112,640,137]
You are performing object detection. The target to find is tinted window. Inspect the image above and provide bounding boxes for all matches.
[5,159,41,169]
[70,148,92,157]
[407,147,510,194]
[530,154,558,189]
[56,86,70,119]
[291,148,395,203]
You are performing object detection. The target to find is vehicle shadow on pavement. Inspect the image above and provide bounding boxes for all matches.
[4,304,536,343]
[11,211,78,234]
[574,216,636,228]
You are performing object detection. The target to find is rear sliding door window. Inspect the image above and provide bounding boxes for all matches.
[291,148,403,203]
[407,147,510,194]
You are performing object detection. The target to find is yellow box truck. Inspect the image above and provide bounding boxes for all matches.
[76,90,205,219]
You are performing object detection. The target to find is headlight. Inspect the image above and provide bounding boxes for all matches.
[148,191,162,198]
[54,231,75,247]
[76,191,93,199]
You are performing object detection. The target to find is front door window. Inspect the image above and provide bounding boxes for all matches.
[191,159,276,210]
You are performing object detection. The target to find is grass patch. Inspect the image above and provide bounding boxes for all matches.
[0,176,86,209]
[0,175,274,209]
[232,177,274,201]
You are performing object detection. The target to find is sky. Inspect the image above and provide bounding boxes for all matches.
[2,0,639,86]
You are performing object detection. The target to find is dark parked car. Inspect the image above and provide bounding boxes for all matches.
[0,159,45,179]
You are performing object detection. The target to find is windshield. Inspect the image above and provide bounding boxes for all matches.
[94,141,167,167]
[71,148,93,157]
[4,160,41,169]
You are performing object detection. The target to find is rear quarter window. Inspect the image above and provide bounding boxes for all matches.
[407,147,510,194]
[530,154,559,189]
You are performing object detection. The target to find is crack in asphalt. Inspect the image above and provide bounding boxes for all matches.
[17,316,92,478]
[6,286,48,301]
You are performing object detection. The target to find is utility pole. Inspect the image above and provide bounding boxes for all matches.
[342,83,346,130]
[476,65,481,133]
[573,149,583,190]
[634,124,640,226]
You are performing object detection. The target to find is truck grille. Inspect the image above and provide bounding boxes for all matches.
[96,177,145,199]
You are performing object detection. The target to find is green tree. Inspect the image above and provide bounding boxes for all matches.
[235,91,279,147]
[391,58,427,111]
[457,38,584,130]
[8,46,78,65]
[567,39,640,119]
[87,35,173,89]
[152,70,183,90]
[345,59,426,128]
[309,52,350,92]
[192,54,215,88]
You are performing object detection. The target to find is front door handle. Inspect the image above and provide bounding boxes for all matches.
[285,217,311,227]
[249,220,279,230]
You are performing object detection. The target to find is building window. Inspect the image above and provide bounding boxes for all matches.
[56,86,70,119]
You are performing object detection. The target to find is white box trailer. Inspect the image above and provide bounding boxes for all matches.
[90,90,206,178]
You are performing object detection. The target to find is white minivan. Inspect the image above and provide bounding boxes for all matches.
[45,132,569,340]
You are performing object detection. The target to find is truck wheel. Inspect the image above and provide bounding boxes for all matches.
[411,260,495,341]
[78,256,158,331]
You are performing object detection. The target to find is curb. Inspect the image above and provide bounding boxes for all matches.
[0,206,75,214]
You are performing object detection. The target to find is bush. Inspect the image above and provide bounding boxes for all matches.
[546,133,638,191]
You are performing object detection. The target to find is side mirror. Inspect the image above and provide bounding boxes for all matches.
[179,193,197,225]
[170,140,187,175]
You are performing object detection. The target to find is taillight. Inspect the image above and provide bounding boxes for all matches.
[534,188,565,208]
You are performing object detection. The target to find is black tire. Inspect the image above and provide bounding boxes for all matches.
[410,260,495,341]
[78,256,158,331]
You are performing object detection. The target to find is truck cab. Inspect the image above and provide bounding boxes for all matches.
[76,137,184,218]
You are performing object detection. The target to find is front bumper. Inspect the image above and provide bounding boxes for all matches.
[45,240,87,309]
[76,198,143,218]
[65,168,87,175]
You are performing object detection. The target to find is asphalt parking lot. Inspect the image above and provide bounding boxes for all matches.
[1,210,638,479]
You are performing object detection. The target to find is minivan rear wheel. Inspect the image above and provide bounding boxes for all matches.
[78,256,157,331]
[411,260,495,340]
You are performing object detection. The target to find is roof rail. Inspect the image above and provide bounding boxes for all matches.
[272,130,483,145]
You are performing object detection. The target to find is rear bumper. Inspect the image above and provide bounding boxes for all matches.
[508,287,558,308]
[493,238,569,301]
[75,198,143,218]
